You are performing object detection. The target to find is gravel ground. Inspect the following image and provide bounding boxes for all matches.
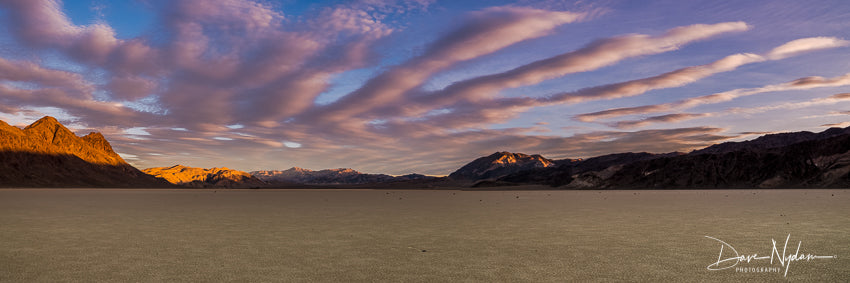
[1,188,848,282]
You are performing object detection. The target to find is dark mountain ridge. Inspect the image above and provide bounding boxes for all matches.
[607,132,850,188]
[252,167,433,185]
[488,126,850,189]
[692,127,850,155]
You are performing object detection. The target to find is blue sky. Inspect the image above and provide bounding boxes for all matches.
[0,0,849,175]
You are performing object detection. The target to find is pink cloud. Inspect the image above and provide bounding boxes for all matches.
[576,72,850,123]
[727,89,850,115]
[821,121,850,128]
[373,22,750,121]
[105,76,158,101]
[0,57,93,97]
[353,22,751,133]
[547,52,762,104]
[597,84,850,129]
[305,6,585,123]
[609,113,711,129]
[0,0,80,46]
[767,37,850,60]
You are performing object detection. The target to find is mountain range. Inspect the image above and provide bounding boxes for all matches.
[485,128,850,189]
[2,116,849,189]
[143,165,267,188]
[252,167,432,185]
[0,117,169,187]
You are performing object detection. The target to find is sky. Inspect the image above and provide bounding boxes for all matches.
[0,0,849,175]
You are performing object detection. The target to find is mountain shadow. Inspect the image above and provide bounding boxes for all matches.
[0,151,171,187]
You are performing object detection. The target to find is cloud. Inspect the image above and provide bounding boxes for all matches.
[0,57,93,97]
[0,0,130,65]
[390,22,751,117]
[344,21,752,133]
[0,0,81,46]
[766,37,850,60]
[572,37,849,122]
[607,89,850,129]
[0,56,154,126]
[576,71,850,123]
[105,76,158,101]
[821,122,850,128]
[831,93,850,100]
[727,89,850,115]
[546,52,763,104]
[311,6,394,38]
[610,113,711,129]
[412,35,847,133]
[304,6,586,123]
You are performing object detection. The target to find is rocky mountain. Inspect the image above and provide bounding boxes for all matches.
[0,116,171,187]
[448,152,556,180]
[486,126,850,189]
[252,167,432,185]
[144,165,267,188]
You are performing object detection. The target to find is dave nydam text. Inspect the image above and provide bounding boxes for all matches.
[704,234,836,277]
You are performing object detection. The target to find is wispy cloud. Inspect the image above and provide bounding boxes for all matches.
[304,6,586,123]
[607,90,850,129]
[575,71,850,123]
[727,91,850,114]
[353,22,752,132]
[390,22,750,117]
[766,37,850,60]
[610,113,711,129]
[821,121,850,128]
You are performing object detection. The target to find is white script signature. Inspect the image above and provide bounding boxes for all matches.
[705,234,836,277]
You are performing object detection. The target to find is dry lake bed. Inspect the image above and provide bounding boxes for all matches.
[1,188,848,282]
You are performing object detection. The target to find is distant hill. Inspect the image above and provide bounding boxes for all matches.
[252,167,432,185]
[692,127,850,155]
[496,152,681,187]
[448,151,556,181]
[0,116,171,187]
[481,126,850,189]
[144,165,267,188]
[605,133,850,188]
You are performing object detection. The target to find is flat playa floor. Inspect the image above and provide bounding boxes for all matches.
[1,188,848,282]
